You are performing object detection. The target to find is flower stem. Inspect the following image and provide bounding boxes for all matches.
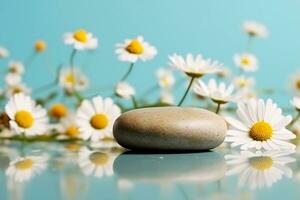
[69,49,84,102]
[177,77,194,107]
[121,63,134,81]
[215,103,221,114]
[289,111,300,129]
[131,95,138,108]
[245,35,253,53]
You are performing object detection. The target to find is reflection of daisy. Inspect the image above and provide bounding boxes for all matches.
[78,147,117,177]
[76,96,121,141]
[5,83,31,98]
[169,53,222,78]
[34,40,47,53]
[64,29,98,51]
[8,61,24,75]
[234,53,258,72]
[6,155,48,182]
[156,68,175,89]
[225,98,296,150]
[291,97,300,111]
[225,150,294,189]
[0,46,9,58]
[115,82,135,99]
[5,93,48,136]
[243,21,268,38]
[194,79,238,104]
[233,76,255,90]
[115,36,157,63]
[59,67,89,92]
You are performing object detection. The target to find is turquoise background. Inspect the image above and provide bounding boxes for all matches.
[1,0,300,106]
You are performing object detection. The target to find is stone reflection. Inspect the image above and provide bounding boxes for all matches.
[113,151,226,184]
[225,150,295,190]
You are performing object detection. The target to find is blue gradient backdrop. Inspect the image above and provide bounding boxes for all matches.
[1,0,300,105]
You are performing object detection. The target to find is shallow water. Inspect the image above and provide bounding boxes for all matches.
[0,141,299,200]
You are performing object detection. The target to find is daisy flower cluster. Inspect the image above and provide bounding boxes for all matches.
[0,21,299,188]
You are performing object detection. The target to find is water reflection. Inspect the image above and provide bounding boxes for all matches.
[113,151,226,184]
[78,147,120,178]
[6,154,48,182]
[225,150,295,190]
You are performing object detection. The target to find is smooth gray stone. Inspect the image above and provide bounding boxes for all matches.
[113,107,227,151]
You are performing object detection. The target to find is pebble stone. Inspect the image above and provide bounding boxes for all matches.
[113,107,227,151]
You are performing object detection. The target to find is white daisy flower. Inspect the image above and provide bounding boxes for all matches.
[216,67,231,78]
[194,79,238,104]
[115,36,157,63]
[64,29,98,51]
[225,98,296,150]
[6,155,48,182]
[0,46,9,58]
[234,53,258,72]
[59,67,89,93]
[5,73,22,86]
[5,93,48,136]
[78,147,118,177]
[243,21,268,38]
[76,96,121,142]
[115,81,135,99]
[290,70,300,93]
[169,53,223,78]
[238,89,257,101]
[8,61,24,75]
[225,150,295,190]
[5,83,31,98]
[160,90,175,104]
[233,76,255,90]
[156,68,175,89]
[59,113,80,139]
[291,97,300,111]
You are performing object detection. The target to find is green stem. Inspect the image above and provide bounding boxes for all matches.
[69,49,84,102]
[177,77,194,106]
[215,103,221,114]
[121,63,134,81]
[245,35,253,53]
[131,96,138,108]
[289,111,300,129]
[70,49,77,67]
[25,51,36,68]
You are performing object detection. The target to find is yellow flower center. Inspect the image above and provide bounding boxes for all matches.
[89,152,108,165]
[249,121,272,141]
[35,40,47,52]
[15,159,34,170]
[90,113,108,129]
[64,143,81,152]
[296,80,300,90]
[249,156,273,170]
[238,79,247,88]
[15,110,34,128]
[12,87,23,94]
[65,126,79,138]
[125,39,144,54]
[65,73,76,84]
[241,57,250,65]
[49,103,68,118]
[73,29,88,43]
